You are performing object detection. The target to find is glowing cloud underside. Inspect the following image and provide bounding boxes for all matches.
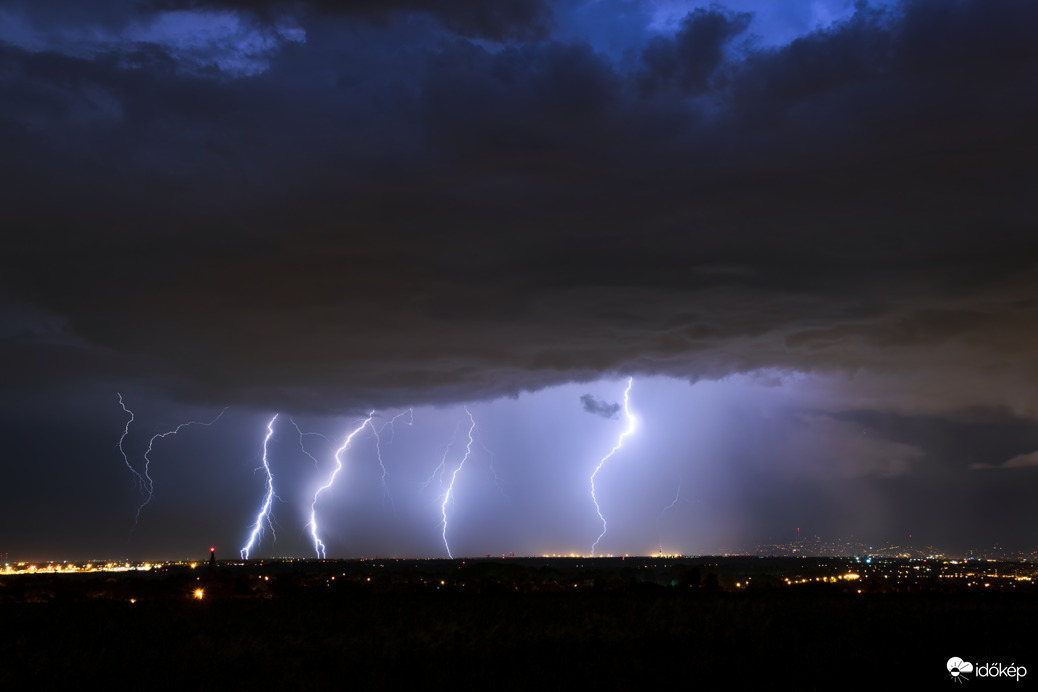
[309,412,374,559]
[240,414,280,559]
[590,377,637,556]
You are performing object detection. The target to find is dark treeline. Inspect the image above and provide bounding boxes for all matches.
[3,558,1034,686]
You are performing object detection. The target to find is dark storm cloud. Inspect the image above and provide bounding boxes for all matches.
[156,0,556,41]
[0,0,554,43]
[580,393,620,419]
[994,453,1038,470]
[827,407,1038,474]
[973,451,1038,471]
[638,5,751,94]
[2,0,1037,415]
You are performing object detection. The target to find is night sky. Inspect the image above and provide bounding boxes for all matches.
[2,0,1037,562]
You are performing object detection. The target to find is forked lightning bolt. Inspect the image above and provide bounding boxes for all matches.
[290,417,324,469]
[372,409,414,505]
[241,414,281,559]
[590,377,636,556]
[309,412,374,558]
[440,407,477,559]
[116,394,145,491]
[424,422,460,490]
[124,400,225,528]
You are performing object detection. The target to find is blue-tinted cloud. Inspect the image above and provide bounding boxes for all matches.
[581,393,621,419]
[0,5,304,77]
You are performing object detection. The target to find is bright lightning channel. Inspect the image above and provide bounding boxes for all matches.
[309,412,374,559]
[441,407,477,559]
[590,377,636,557]
[241,414,280,560]
[134,406,226,528]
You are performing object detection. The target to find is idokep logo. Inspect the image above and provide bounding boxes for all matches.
[948,656,1028,683]
[948,657,974,682]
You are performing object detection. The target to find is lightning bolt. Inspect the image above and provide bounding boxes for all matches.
[309,412,374,559]
[290,417,323,469]
[440,407,476,559]
[133,406,226,528]
[590,377,636,557]
[657,478,683,555]
[423,422,460,490]
[115,394,145,491]
[371,408,414,506]
[240,414,280,560]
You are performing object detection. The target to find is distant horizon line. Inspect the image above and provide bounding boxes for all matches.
[6,550,1036,568]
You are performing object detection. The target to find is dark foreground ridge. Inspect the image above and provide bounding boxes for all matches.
[3,557,1034,687]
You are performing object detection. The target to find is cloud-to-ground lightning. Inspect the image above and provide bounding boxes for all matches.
[371,409,414,508]
[115,394,145,491]
[241,414,281,559]
[130,403,226,528]
[590,377,636,556]
[440,407,477,559]
[309,412,374,558]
